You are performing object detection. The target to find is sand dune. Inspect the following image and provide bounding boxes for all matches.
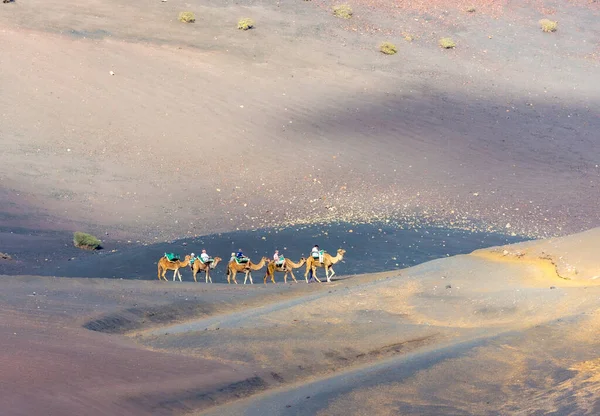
[2,228,600,414]
[1,0,600,251]
[2,0,600,414]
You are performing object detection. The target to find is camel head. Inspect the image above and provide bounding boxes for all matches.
[337,249,346,256]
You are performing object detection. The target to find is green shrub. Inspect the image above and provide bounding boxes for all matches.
[539,19,558,32]
[333,4,353,19]
[73,232,102,250]
[178,11,196,23]
[403,33,415,42]
[379,42,397,55]
[439,37,456,49]
[237,18,255,30]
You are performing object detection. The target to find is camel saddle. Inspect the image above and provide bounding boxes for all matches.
[311,250,324,259]
[235,257,249,264]
[164,252,180,262]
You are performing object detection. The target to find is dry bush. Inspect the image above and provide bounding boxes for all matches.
[439,37,456,49]
[238,17,255,30]
[73,232,102,250]
[178,11,196,23]
[333,4,353,19]
[466,7,476,13]
[539,19,558,32]
[379,42,397,55]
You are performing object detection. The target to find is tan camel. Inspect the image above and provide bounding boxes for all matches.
[305,249,346,283]
[226,257,268,284]
[264,257,306,284]
[157,255,191,281]
[191,256,222,283]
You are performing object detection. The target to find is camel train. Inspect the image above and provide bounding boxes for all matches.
[156,249,346,284]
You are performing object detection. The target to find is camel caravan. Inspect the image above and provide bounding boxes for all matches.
[157,246,346,284]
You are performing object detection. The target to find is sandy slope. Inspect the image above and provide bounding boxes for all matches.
[2,0,600,414]
[1,0,600,252]
[2,227,600,415]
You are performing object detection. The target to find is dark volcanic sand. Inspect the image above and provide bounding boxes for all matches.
[0,222,526,280]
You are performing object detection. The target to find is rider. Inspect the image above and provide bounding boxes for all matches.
[236,248,248,263]
[311,245,323,263]
[189,252,197,268]
[200,249,211,264]
[273,250,284,266]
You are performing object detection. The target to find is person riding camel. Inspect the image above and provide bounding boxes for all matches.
[187,252,196,270]
[273,250,285,268]
[236,248,249,264]
[311,245,323,263]
[200,249,212,264]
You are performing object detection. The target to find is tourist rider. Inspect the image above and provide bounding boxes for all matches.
[200,249,211,264]
[273,250,284,266]
[236,248,248,263]
[311,245,323,263]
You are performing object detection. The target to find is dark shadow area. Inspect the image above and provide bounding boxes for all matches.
[5,221,527,280]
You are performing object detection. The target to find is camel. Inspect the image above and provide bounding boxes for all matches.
[157,255,191,282]
[304,249,346,283]
[226,256,268,284]
[191,256,222,283]
[264,257,306,284]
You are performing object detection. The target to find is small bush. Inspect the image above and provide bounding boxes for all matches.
[404,33,415,42]
[178,11,196,23]
[379,42,397,55]
[439,37,456,49]
[73,232,102,250]
[237,17,255,30]
[539,19,558,32]
[466,7,476,13]
[333,4,353,19]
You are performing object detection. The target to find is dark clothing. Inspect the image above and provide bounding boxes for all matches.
[236,251,244,258]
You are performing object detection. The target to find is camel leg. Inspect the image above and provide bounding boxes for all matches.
[327,267,335,283]
[177,269,183,282]
[312,267,322,283]
[173,269,177,281]
[193,269,198,283]
[289,270,298,283]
